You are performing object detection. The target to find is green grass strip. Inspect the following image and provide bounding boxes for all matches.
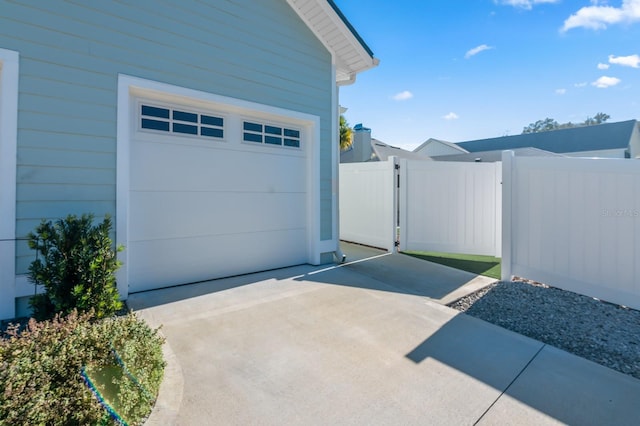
[403,251,501,279]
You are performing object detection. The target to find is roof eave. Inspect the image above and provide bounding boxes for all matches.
[286,0,379,85]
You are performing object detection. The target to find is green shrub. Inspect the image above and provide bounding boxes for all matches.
[0,311,165,425]
[92,313,166,423]
[28,214,123,320]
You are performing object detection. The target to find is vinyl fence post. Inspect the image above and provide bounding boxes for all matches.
[494,161,502,258]
[389,156,399,253]
[501,150,514,282]
[398,158,408,253]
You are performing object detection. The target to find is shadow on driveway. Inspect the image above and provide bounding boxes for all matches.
[405,314,640,425]
[131,243,640,425]
[297,242,495,304]
[128,242,492,311]
[127,264,314,311]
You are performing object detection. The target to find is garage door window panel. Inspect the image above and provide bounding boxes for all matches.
[141,105,170,132]
[242,120,301,149]
[201,127,224,138]
[265,126,283,146]
[140,103,224,140]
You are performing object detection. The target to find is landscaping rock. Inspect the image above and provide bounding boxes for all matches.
[449,279,640,380]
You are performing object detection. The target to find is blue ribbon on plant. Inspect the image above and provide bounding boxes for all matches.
[110,347,154,402]
[80,366,128,426]
[81,346,153,425]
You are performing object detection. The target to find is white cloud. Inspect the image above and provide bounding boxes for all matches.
[392,90,413,101]
[592,76,622,88]
[465,44,494,59]
[609,54,640,67]
[574,82,588,87]
[555,88,567,95]
[443,112,460,120]
[495,0,560,10]
[598,62,610,69]
[562,0,640,32]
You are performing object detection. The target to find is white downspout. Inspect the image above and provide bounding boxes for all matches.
[332,63,346,263]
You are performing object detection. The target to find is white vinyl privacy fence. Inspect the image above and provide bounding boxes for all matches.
[339,158,501,257]
[502,151,640,310]
[340,153,640,310]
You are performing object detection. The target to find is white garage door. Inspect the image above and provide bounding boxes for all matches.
[127,98,310,293]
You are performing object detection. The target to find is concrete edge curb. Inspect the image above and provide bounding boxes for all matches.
[139,313,184,426]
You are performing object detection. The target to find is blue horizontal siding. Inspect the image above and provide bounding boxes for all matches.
[18,147,115,169]
[20,93,116,123]
[0,3,330,100]
[17,184,115,202]
[18,75,115,107]
[20,60,116,94]
[2,0,334,273]
[17,200,114,221]
[17,112,114,138]
[17,166,116,186]
[19,130,114,153]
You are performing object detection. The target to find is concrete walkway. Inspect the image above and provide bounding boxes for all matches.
[129,244,640,425]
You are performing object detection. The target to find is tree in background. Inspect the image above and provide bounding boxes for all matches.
[522,112,610,134]
[584,112,611,126]
[522,118,560,134]
[340,115,353,150]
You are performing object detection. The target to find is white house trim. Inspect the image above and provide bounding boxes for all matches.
[331,63,340,252]
[286,0,379,85]
[0,48,19,320]
[117,74,322,297]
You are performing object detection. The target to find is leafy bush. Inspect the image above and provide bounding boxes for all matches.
[28,214,123,320]
[0,311,165,425]
[93,313,166,423]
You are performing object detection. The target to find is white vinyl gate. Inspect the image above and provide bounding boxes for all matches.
[339,157,501,257]
[339,159,398,252]
[399,160,501,257]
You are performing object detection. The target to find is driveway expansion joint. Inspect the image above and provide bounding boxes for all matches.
[473,343,547,425]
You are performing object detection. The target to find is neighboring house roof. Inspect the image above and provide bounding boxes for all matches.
[287,0,379,85]
[372,139,432,162]
[431,147,563,163]
[455,120,638,154]
[413,138,469,154]
[339,143,371,163]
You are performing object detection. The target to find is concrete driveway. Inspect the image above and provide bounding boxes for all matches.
[129,244,640,425]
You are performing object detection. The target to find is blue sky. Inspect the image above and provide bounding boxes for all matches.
[333,0,640,150]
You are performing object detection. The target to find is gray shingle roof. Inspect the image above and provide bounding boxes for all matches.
[456,120,637,154]
[413,138,468,154]
[371,139,432,162]
[431,147,562,163]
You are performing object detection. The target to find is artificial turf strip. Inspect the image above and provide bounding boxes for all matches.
[403,251,502,279]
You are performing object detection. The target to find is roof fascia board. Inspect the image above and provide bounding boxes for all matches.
[286,0,378,85]
[325,0,374,57]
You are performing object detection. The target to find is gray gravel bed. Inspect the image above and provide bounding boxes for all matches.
[448,279,640,380]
